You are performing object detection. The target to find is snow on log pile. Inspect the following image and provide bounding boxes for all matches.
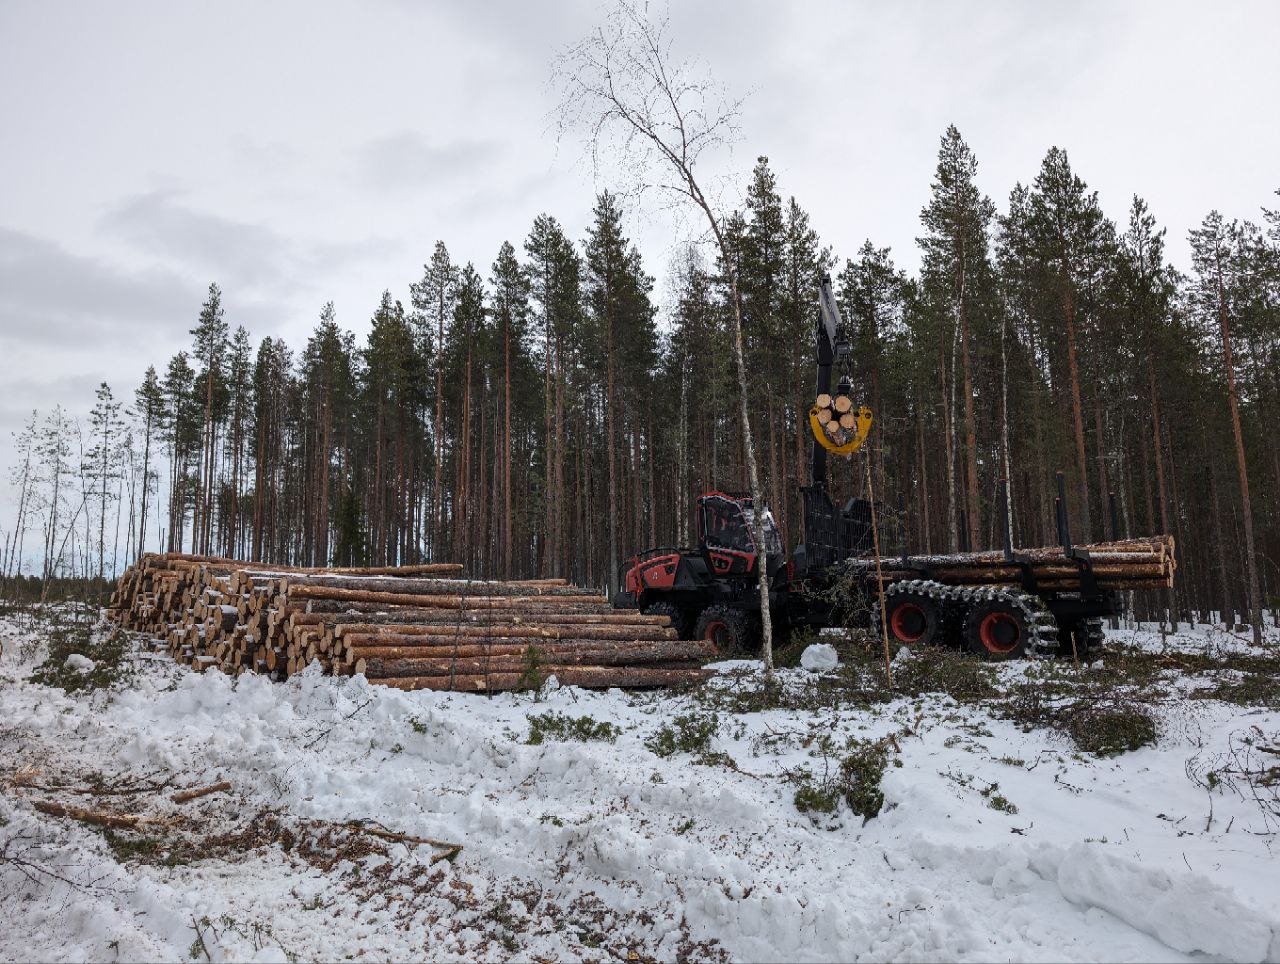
[108,552,712,691]
[843,535,1177,592]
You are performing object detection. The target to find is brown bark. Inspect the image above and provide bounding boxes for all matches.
[370,667,709,692]
[1216,255,1263,644]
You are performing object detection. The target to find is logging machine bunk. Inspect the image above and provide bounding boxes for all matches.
[615,275,1172,661]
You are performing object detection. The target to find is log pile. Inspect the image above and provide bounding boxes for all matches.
[108,553,712,692]
[842,535,1176,592]
[813,391,865,447]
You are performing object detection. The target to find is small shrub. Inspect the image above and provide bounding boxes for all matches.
[790,737,896,823]
[1004,685,1157,758]
[645,712,719,758]
[892,647,998,702]
[30,623,133,694]
[516,646,548,697]
[526,712,620,746]
[1071,706,1157,757]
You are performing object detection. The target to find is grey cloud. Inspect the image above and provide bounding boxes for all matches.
[0,226,197,348]
[100,190,297,290]
[99,190,402,295]
[355,132,505,191]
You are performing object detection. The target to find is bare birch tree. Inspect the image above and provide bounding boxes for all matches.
[555,0,777,670]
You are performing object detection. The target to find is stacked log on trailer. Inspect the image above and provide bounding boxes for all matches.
[109,553,712,691]
[839,535,1176,592]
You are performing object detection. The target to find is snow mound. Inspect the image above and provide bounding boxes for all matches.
[800,643,839,672]
[64,653,95,673]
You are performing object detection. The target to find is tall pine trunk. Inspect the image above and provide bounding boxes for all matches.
[1215,258,1263,644]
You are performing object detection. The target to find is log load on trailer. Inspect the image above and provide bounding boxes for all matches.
[614,276,1176,662]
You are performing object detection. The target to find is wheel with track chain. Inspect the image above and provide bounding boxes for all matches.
[642,600,693,640]
[959,587,1060,661]
[872,580,952,647]
[695,605,756,657]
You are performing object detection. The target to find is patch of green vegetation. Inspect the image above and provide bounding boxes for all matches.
[892,647,999,702]
[692,750,738,769]
[1003,684,1157,758]
[100,828,194,867]
[1071,707,1157,757]
[790,736,898,823]
[525,711,620,745]
[675,817,695,834]
[515,646,548,698]
[408,717,429,734]
[645,712,719,758]
[30,621,134,694]
[985,790,1019,814]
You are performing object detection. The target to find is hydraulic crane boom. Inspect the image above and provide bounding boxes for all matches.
[811,275,846,490]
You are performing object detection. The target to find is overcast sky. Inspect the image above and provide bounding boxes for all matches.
[1,0,1277,549]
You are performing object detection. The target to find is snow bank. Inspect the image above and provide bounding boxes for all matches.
[3,615,1279,962]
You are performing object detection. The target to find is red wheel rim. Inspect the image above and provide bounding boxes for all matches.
[889,602,927,643]
[703,620,730,653]
[979,611,1020,653]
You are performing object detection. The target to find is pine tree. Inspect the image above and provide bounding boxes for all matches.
[489,241,531,577]
[1027,149,1114,540]
[163,351,198,551]
[410,242,458,558]
[1190,212,1263,644]
[133,367,164,559]
[919,126,996,548]
[525,215,580,575]
[584,192,629,596]
[189,283,228,555]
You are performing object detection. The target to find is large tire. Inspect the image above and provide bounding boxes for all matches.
[695,605,756,658]
[642,600,693,640]
[964,597,1032,661]
[876,582,946,647]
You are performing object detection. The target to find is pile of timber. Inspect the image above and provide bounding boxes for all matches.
[843,535,1176,592]
[108,552,712,692]
[813,391,864,447]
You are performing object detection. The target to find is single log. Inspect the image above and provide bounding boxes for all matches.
[338,821,462,862]
[290,610,667,629]
[282,586,612,608]
[294,599,623,617]
[357,649,708,677]
[335,624,676,643]
[151,553,464,577]
[370,666,712,692]
[348,640,711,663]
[340,631,674,650]
[280,575,597,597]
[33,800,141,829]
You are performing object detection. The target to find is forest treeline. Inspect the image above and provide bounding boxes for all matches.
[5,127,1279,625]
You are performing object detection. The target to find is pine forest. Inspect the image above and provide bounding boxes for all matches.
[6,130,1280,628]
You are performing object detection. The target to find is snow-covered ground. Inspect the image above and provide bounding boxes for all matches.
[2,608,1278,963]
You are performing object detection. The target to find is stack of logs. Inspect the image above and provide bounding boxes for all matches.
[108,553,712,692]
[843,535,1176,592]
[813,391,863,447]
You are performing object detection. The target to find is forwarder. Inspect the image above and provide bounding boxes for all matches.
[614,277,1175,662]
